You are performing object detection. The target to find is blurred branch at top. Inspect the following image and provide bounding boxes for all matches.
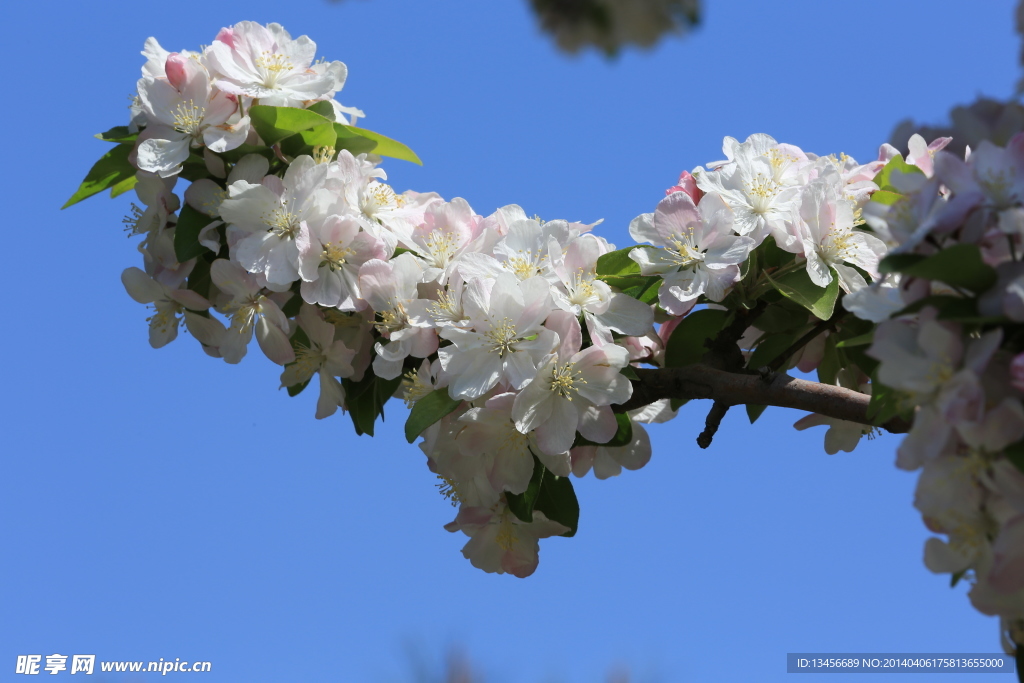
[528,0,700,55]
[329,0,701,55]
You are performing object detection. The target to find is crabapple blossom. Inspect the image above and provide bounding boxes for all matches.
[136,53,249,177]
[279,305,356,418]
[444,503,569,578]
[206,21,347,107]
[511,311,633,458]
[219,155,334,285]
[551,233,654,344]
[358,253,438,379]
[74,25,1024,652]
[628,191,753,315]
[209,259,294,365]
[437,273,558,400]
[794,179,887,292]
[296,213,387,310]
[121,267,211,348]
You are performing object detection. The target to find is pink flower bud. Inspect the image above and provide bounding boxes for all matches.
[214,27,236,48]
[164,53,189,90]
[665,170,703,204]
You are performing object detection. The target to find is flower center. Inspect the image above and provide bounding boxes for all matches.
[427,290,464,324]
[563,268,598,308]
[255,51,294,87]
[504,250,545,280]
[484,317,518,356]
[363,183,404,217]
[550,361,585,400]
[375,301,409,335]
[263,203,300,239]
[320,242,355,270]
[423,230,460,267]
[978,168,1015,207]
[401,369,433,407]
[312,145,336,164]
[291,344,325,379]
[436,475,462,507]
[496,508,518,551]
[821,223,857,264]
[667,227,704,268]
[122,203,145,235]
[228,295,265,334]
[745,173,780,214]
[172,99,206,137]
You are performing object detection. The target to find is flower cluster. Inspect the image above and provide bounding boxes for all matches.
[858,136,1024,653]
[68,20,1024,657]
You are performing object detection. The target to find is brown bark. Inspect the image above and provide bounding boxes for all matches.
[617,364,910,435]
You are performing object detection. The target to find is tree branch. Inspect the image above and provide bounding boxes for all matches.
[617,364,910,435]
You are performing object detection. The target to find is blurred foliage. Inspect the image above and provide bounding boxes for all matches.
[528,0,700,55]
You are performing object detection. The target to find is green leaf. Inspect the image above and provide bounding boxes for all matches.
[94,125,138,143]
[637,278,662,304]
[596,247,642,277]
[866,375,902,426]
[618,275,661,301]
[747,331,798,370]
[506,455,579,536]
[619,366,640,381]
[376,374,403,413]
[893,294,977,320]
[343,374,402,436]
[878,253,925,274]
[835,331,874,348]
[185,254,214,299]
[280,122,338,158]
[755,302,808,334]
[950,569,966,588]
[817,336,841,386]
[669,398,689,411]
[334,124,423,165]
[405,388,462,443]
[111,174,138,198]
[746,404,767,423]
[880,244,997,294]
[664,308,729,368]
[574,413,633,448]
[870,190,903,206]
[280,289,302,319]
[249,105,333,145]
[841,343,878,376]
[63,144,136,209]
[174,204,216,263]
[756,236,795,270]
[1004,440,1024,475]
[874,156,924,193]
[764,267,840,320]
[533,469,579,537]
[305,100,336,119]
[219,144,275,165]
[506,457,545,523]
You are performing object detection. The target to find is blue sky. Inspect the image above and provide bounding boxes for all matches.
[2,0,1021,680]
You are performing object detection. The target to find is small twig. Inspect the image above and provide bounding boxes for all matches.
[696,401,730,449]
